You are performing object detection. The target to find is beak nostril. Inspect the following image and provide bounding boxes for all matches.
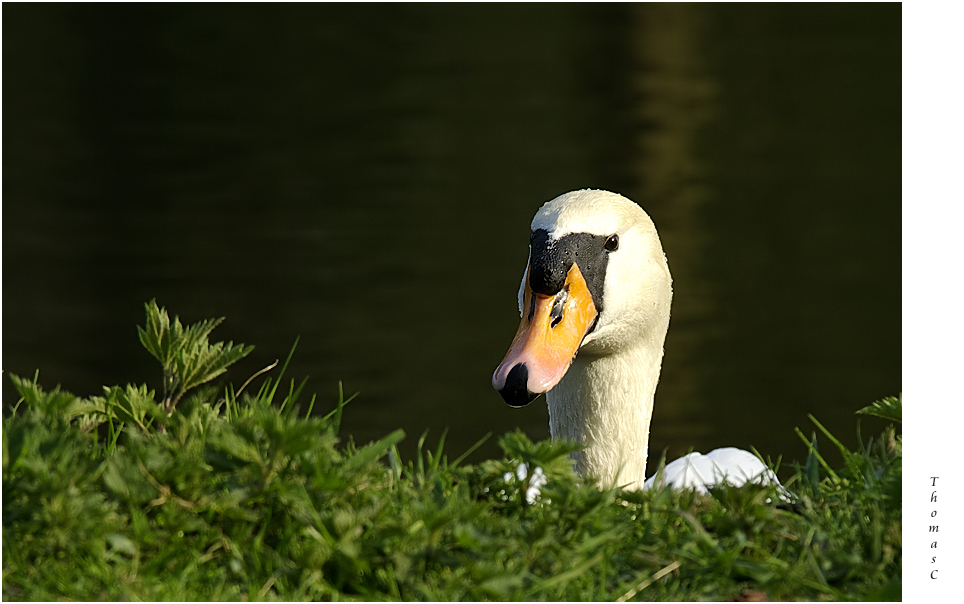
[549,286,569,329]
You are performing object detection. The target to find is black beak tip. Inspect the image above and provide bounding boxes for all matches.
[498,363,541,407]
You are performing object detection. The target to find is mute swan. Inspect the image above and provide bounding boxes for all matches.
[492,189,781,494]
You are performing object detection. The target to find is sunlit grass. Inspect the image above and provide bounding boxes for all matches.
[2,302,901,601]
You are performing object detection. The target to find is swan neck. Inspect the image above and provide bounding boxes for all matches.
[546,343,661,490]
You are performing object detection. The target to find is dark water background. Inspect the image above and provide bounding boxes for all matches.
[3,3,900,476]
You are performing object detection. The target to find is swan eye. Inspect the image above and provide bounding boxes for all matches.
[604,234,619,252]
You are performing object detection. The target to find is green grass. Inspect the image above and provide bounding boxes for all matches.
[2,302,901,601]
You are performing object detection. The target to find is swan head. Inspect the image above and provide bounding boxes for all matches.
[492,189,672,407]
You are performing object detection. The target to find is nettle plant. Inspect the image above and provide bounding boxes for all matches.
[8,300,256,448]
[137,300,254,413]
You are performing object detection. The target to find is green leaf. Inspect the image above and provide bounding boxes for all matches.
[137,300,253,409]
[175,339,254,394]
[856,394,902,423]
[346,429,406,470]
[803,431,822,492]
[137,299,183,369]
[208,424,266,466]
[106,533,138,557]
[8,372,79,416]
[103,384,161,433]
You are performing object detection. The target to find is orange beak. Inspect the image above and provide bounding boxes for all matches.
[492,262,599,406]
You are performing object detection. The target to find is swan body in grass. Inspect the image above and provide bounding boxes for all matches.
[492,189,781,494]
